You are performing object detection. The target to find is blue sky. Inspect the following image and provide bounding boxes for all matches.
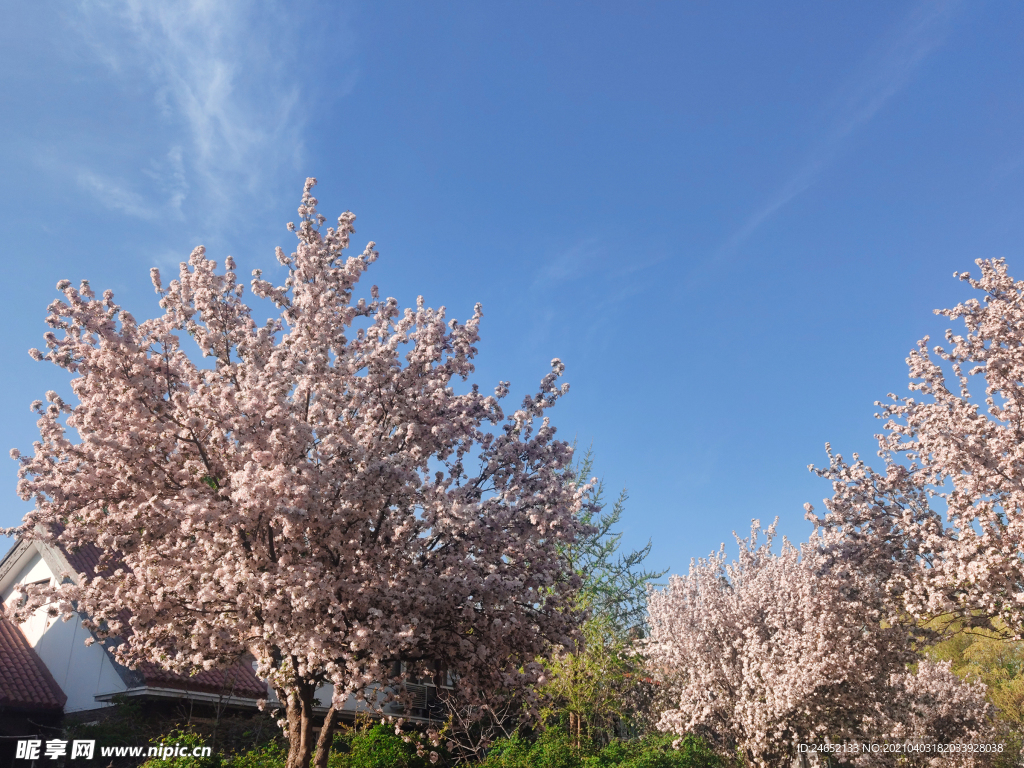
[2,0,1024,577]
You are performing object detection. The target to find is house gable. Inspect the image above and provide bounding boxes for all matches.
[0,538,130,713]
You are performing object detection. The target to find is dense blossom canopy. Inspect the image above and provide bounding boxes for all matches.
[645,521,992,767]
[7,179,587,768]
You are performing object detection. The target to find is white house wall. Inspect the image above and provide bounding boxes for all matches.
[2,550,56,647]
[0,551,51,612]
[32,609,125,712]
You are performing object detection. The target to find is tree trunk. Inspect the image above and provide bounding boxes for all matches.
[312,705,340,768]
[284,683,318,768]
[569,712,582,749]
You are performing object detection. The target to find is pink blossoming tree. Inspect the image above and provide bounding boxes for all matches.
[645,521,993,768]
[7,179,587,768]
[810,259,1024,637]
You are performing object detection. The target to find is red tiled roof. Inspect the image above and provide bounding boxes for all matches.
[61,540,106,579]
[48,525,120,581]
[0,616,67,712]
[138,662,267,699]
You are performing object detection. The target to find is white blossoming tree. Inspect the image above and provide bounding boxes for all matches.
[7,179,587,768]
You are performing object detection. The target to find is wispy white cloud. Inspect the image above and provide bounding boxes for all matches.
[528,236,666,354]
[76,169,161,220]
[137,145,189,215]
[718,0,960,257]
[72,144,188,222]
[66,0,354,224]
[533,236,606,289]
[534,236,666,291]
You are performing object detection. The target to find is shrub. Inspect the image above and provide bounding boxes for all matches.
[476,728,721,768]
[138,726,285,768]
[587,734,723,768]
[328,723,430,768]
[139,729,220,768]
[229,742,287,768]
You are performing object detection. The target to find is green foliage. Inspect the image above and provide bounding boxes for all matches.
[140,729,221,768]
[134,720,284,768]
[928,628,1024,724]
[480,728,577,768]
[926,623,1024,767]
[134,723,722,768]
[542,614,640,745]
[327,723,431,768]
[564,449,667,639]
[476,728,722,768]
[228,742,287,768]
[542,449,666,747]
[582,734,723,768]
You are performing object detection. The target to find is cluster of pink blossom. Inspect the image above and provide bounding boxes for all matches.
[6,179,587,768]
[645,521,994,767]
[855,660,993,768]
